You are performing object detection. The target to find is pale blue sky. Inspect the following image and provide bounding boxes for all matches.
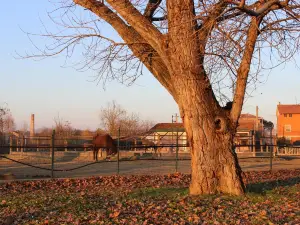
[0,1,299,130]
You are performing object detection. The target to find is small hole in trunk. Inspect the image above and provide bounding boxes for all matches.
[215,119,222,131]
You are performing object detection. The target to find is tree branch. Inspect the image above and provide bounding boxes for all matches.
[106,0,165,55]
[231,18,261,123]
[144,0,162,20]
[198,1,228,57]
[226,0,291,17]
[73,0,176,100]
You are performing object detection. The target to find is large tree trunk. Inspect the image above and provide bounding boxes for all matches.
[177,82,245,195]
[186,118,244,195]
[165,0,245,195]
[189,136,244,195]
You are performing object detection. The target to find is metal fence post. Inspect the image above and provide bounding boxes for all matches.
[117,127,120,175]
[37,138,39,152]
[175,129,179,173]
[270,145,273,171]
[64,139,68,152]
[21,136,24,153]
[23,136,26,152]
[51,130,55,179]
[252,134,255,153]
[9,136,12,154]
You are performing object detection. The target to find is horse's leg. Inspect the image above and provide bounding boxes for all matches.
[93,147,96,161]
[96,148,99,161]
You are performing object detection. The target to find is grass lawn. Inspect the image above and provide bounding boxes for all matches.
[0,170,299,224]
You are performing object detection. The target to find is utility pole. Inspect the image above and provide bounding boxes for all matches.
[256,106,259,132]
[117,127,120,175]
[51,130,55,179]
[171,113,179,153]
[172,113,179,172]
[172,113,179,123]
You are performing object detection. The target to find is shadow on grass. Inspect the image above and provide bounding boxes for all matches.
[246,176,300,194]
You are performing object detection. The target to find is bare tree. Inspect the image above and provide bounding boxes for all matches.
[21,122,29,134]
[100,100,154,136]
[3,115,16,133]
[81,129,95,136]
[54,115,74,137]
[95,128,106,135]
[0,105,9,145]
[139,119,155,132]
[23,0,300,195]
[100,100,126,136]
[0,105,9,135]
[37,127,53,137]
[0,104,15,134]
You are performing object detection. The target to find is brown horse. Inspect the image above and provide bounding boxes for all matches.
[140,139,161,154]
[92,133,117,161]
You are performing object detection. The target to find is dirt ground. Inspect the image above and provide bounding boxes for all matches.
[0,156,300,181]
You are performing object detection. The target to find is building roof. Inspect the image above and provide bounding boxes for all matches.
[150,116,268,133]
[240,113,262,120]
[149,123,185,132]
[277,104,300,114]
[240,113,256,119]
[237,121,256,131]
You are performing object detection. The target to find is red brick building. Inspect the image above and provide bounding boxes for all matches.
[277,104,300,143]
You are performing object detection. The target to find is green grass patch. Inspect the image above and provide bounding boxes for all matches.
[1,172,299,224]
[126,187,188,199]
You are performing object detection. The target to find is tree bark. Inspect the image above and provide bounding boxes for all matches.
[164,0,245,195]
[72,0,263,195]
[188,130,245,195]
[177,82,245,195]
[172,76,245,195]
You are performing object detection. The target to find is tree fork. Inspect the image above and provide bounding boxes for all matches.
[29,0,299,196]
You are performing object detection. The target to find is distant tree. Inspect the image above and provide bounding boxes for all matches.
[0,105,9,145]
[0,104,16,134]
[99,101,126,136]
[95,128,106,135]
[0,104,16,145]
[0,104,9,135]
[37,127,53,136]
[21,122,29,134]
[277,137,291,146]
[100,101,154,137]
[263,120,274,138]
[139,120,155,133]
[3,114,16,133]
[81,129,95,136]
[24,0,300,195]
[54,115,75,137]
[73,129,82,136]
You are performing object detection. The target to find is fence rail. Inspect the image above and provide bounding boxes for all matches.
[1,131,300,180]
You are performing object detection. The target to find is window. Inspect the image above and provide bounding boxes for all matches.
[284,125,292,132]
[284,114,287,117]
[289,114,292,117]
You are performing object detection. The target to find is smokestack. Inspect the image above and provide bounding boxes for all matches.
[256,106,259,131]
[30,114,35,137]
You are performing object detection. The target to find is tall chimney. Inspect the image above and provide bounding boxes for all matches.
[256,106,259,131]
[30,114,35,137]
